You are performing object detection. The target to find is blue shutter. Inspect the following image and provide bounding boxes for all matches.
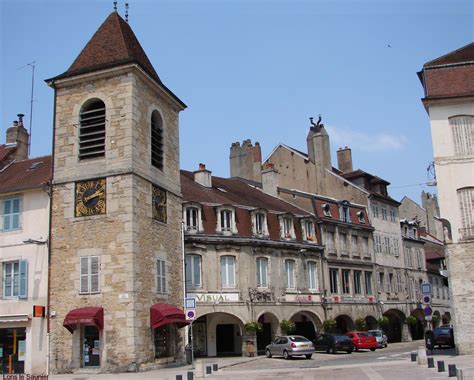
[19,260,28,299]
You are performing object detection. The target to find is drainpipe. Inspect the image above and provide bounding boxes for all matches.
[319,247,328,321]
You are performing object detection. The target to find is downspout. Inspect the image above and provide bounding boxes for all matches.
[46,84,57,376]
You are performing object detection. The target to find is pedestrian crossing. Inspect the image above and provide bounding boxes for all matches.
[376,351,412,360]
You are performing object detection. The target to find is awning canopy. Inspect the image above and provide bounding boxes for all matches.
[150,303,189,330]
[63,307,104,333]
[0,314,30,323]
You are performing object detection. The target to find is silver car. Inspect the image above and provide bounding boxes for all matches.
[368,330,388,348]
[265,335,315,359]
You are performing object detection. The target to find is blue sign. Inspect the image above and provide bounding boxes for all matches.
[424,306,433,316]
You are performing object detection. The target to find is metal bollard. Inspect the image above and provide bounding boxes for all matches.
[411,352,417,362]
[187,371,194,380]
[448,364,457,377]
[213,363,218,372]
[176,376,183,380]
[437,360,445,372]
[427,357,434,368]
[206,365,212,375]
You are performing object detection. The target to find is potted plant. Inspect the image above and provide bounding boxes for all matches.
[244,321,263,333]
[355,318,367,331]
[406,316,418,326]
[280,319,296,334]
[377,316,389,327]
[323,319,337,333]
[432,315,440,326]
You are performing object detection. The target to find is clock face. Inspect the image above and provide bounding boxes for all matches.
[152,185,167,223]
[75,179,106,217]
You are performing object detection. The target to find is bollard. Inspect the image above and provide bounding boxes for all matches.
[411,352,417,362]
[448,364,456,377]
[176,376,183,380]
[212,363,218,372]
[437,360,445,372]
[427,357,434,368]
[417,347,427,366]
[187,371,194,380]
[206,365,212,375]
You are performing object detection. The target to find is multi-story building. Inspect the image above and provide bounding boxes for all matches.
[418,42,474,354]
[46,11,188,372]
[0,117,51,375]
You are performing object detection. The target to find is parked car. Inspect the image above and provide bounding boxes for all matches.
[433,325,455,348]
[265,335,315,359]
[368,330,388,348]
[346,331,377,351]
[313,333,354,354]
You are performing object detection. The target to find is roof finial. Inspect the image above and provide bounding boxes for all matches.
[113,1,117,11]
[125,2,129,22]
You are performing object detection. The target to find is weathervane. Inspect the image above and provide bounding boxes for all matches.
[113,1,117,11]
[125,3,129,22]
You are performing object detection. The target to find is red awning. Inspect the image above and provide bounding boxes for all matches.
[63,307,104,333]
[150,303,189,330]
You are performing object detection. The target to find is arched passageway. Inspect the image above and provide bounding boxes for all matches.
[289,310,322,341]
[383,309,406,343]
[256,312,279,354]
[410,309,425,340]
[442,312,451,325]
[335,315,355,334]
[365,315,378,330]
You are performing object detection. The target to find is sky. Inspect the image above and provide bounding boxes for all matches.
[1,0,472,203]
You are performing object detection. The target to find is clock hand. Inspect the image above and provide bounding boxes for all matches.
[84,190,104,203]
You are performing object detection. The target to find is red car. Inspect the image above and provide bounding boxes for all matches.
[346,331,377,351]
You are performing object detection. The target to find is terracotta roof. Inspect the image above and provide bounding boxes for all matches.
[49,12,160,84]
[423,42,474,68]
[0,156,52,194]
[425,250,445,261]
[0,144,16,163]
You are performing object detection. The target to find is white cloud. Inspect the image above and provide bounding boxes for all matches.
[325,125,408,152]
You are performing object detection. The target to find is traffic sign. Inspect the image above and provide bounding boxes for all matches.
[424,306,433,316]
[185,309,196,321]
[185,297,196,309]
[421,283,432,295]
[422,294,432,305]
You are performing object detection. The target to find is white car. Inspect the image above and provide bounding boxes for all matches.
[368,330,388,348]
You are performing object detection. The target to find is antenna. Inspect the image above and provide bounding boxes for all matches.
[113,1,117,11]
[125,3,129,22]
[27,61,36,155]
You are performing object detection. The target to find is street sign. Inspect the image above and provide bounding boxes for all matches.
[185,297,196,309]
[422,294,432,305]
[421,283,432,295]
[185,309,196,321]
[424,306,433,316]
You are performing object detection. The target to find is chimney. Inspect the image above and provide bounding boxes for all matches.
[6,114,30,161]
[194,163,212,188]
[337,146,353,173]
[229,139,262,182]
[261,163,278,197]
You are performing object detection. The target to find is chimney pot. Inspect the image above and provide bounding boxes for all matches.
[17,114,25,125]
[199,163,206,171]
[13,121,18,126]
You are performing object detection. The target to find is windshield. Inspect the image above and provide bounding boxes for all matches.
[434,328,451,335]
[289,336,309,342]
[368,331,382,337]
[357,333,370,337]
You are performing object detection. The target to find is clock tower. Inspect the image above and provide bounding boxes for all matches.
[46,11,187,372]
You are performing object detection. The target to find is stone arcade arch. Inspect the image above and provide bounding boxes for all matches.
[365,315,378,330]
[192,312,245,357]
[410,308,425,340]
[442,312,452,325]
[335,315,355,333]
[433,310,441,328]
[256,312,279,354]
[289,310,323,341]
[383,309,406,343]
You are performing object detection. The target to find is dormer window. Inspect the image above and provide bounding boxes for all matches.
[357,210,365,223]
[216,206,236,235]
[280,215,295,240]
[302,219,316,242]
[184,205,202,233]
[79,99,106,160]
[321,203,332,217]
[252,210,268,237]
[339,201,351,223]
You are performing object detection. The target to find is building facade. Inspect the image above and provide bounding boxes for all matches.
[418,42,474,354]
[46,11,187,372]
[0,118,51,375]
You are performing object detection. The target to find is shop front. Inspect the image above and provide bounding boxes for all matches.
[0,326,27,374]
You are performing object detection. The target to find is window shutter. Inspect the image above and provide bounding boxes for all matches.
[161,261,166,293]
[90,256,100,293]
[80,257,89,293]
[19,260,28,299]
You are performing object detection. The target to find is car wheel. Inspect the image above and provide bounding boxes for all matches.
[331,347,337,354]
[265,349,272,358]
[370,348,376,351]
[326,347,331,354]
[305,354,312,359]
[346,349,352,354]
[283,350,290,360]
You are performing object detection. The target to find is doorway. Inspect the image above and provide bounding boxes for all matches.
[216,324,234,355]
[0,327,26,374]
[82,325,100,367]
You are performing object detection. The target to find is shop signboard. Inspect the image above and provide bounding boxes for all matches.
[188,292,239,303]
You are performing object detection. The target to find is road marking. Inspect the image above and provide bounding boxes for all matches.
[361,366,384,380]
[377,356,388,360]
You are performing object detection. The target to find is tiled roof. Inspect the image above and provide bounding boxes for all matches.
[425,250,445,261]
[423,42,474,68]
[49,12,160,84]
[0,155,52,194]
[0,144,16,163]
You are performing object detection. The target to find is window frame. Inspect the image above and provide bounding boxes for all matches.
[342,269,351,294]
[256,257,269,288]
[353,270,362,295]
[220,255,236,289]
[156,259,167,294]
[302,218,316,242]
[364,271,373,295]
[184,205,201,233]
[284,259,296,290]
[307,261,319,291]
[79,256,100,294]
[185,254,202,288]
[1,197,22,232]
[280,215,295,240]
[216,206,236,235]
[329,268,339,294]
[3,260,27,299]
[251,210,268,237]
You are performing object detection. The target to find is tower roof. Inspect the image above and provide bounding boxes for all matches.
[50,12,161,83]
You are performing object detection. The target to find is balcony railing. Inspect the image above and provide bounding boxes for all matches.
[459,227,474,241]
